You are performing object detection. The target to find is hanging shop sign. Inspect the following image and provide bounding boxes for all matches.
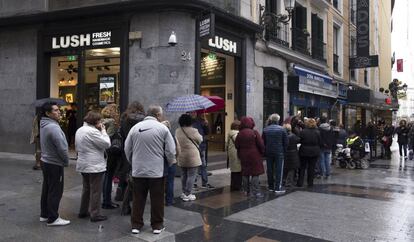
[349,0,378,69]
[288,66,337,98]
[44,29,122,51]
[198,13,215,40]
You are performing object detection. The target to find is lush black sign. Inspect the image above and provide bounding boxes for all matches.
[350,0,378,69]
[198,13,215,40]
[356,0,370,57]
[349,55,378,69]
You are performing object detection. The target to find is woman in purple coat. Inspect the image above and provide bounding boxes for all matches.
[235,117,265,198]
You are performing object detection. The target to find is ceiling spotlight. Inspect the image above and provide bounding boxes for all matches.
[89,67,94,72]
[68,77,73,83]
[67,70,72,74]
[104,66,110,71]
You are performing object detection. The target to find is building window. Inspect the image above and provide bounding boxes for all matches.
[311,13,326,62]
[263,68,283,126]
[364,69,369,86]
[292,4,310,55]
[350,0,356,24]
[333,25,340,74]
[350,37,356,80]
[264,0,290,47]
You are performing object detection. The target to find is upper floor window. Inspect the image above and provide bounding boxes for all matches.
[350,0,356,24]
[265,0,277,13]
[333,25,340,74]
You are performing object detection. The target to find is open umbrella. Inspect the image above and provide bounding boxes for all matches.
[32,97,68,108]
[165,94,215,112]
[196,96,225,114]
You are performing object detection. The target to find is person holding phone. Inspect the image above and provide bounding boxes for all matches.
[75,111,111,222]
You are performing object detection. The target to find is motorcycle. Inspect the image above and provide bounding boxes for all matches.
[334,144,370,169]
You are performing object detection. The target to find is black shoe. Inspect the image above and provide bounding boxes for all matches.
[90,215,107,222]
[78,213,90,219]
[201,184,215,189]
[207,172,213,176]
[193,184,199,189]
[32,165,41,170]
[102,203,119,209]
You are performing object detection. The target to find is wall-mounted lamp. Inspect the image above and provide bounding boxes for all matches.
[260,0,296,26]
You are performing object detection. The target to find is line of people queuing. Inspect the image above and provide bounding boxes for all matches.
[34,101,218,235]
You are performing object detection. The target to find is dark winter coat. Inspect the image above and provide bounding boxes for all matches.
[299,127,321,157]
[235,117,265,176]
[396,126,409,145]
[319,123,335,151]
[285,132,300,170]
[262,123,288,156]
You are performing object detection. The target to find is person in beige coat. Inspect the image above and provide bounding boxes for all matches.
[227,120,242,191]
[175,114,202,202]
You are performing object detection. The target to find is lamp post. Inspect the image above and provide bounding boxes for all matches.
[260,0,296,25]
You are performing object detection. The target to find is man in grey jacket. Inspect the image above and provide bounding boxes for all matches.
[124,105,176,235]
[39,102,70,226]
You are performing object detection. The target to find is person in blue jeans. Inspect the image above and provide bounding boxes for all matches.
[262,113,288,193]
[161,120,180,206]
[318,117,335,178]
[191,112,214,189]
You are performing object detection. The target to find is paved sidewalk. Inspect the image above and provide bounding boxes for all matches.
[2,139,414,241]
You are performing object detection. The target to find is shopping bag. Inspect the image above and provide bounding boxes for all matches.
[409,150,414,160]
[365,142,371,153]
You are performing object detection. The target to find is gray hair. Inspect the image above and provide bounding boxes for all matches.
[268,113,280,124]
[147,105,163,118]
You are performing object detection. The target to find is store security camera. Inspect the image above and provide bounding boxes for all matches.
[168,31,177,46]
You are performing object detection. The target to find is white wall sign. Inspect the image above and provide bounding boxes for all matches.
[52,31,112,49]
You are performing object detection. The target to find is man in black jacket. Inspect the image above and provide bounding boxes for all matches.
[318,117,335,178]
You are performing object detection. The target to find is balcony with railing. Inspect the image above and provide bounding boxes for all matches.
[333,54,340,74]
[311,38,326,62]
[265,23,290,48]
[291,27,310,55]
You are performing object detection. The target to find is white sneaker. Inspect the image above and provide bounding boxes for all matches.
[275,190,286,194]
[131,229,140,234]
[46,217,70,226]
[181,194,190,202]
[188,194,196,201]
[153,227,165,234]
[40,217,48,222]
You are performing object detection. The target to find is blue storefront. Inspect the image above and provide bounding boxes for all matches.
[288,66,337,119]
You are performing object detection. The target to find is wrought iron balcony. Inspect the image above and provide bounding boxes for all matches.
[311,38,326,62]
[264,23,290,48]
[291,27,310,55]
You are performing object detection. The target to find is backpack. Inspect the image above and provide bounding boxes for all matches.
[107,130,123,156]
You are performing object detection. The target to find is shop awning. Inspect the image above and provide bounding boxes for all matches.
[288,66,337,98]
[347,89,398,111]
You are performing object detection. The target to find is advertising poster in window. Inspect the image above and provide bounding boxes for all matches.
[98,74,116,106]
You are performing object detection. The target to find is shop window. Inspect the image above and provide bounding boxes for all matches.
[49,47,121,139]
[263,68,283,125]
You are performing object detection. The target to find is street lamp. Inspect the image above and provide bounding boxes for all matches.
[403,83,408,92]
[260,0,296,25]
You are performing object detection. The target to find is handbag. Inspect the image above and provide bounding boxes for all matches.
[181,127,200,152]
